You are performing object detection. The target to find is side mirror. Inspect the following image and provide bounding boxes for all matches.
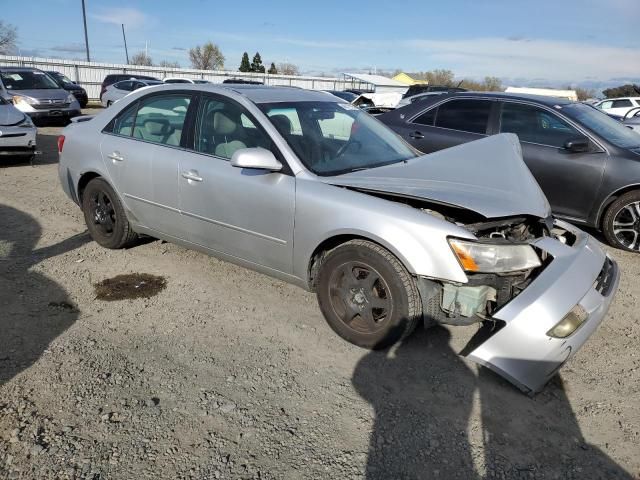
[564,138,590,153]
[230,147,282,171]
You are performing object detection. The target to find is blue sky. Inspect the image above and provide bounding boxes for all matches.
[4,0,639,89]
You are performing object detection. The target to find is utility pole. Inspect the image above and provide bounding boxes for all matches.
[122,24,129,64]
[81,0,90,62]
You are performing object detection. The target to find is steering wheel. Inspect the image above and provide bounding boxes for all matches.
[334,138,362,159]
[623,107,640,121]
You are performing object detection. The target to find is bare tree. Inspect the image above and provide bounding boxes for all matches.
[131,51,153,66]
[158,60,180,68]
[189,42,225,70]
[0,21,17,55]
[278,62,299,76]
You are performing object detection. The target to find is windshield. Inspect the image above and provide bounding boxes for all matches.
[259,101,417,176]
[563,103,640,149]
[0,70,59,90]
[55,73,74,85]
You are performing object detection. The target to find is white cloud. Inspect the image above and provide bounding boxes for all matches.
[402,37,640,82]
[91,7,149,29]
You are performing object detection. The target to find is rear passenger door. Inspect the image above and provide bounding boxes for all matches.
[404,98,495,153]
[100,92,196,237]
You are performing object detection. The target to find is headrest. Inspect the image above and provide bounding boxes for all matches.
[270,114,292,134]
[143,118,171,135]
[213,111,237,135]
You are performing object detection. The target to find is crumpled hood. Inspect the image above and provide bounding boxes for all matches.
[327,133,551,219]
[0,104,26,126]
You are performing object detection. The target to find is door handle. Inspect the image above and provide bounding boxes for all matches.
[181,170,203,182]
[409,131,424,139]
[107,151,124,162]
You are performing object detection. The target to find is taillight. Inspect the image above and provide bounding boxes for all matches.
[57,135,65,153]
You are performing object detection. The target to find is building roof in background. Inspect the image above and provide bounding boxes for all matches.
[343,73,407,87]
[392,72,429,85]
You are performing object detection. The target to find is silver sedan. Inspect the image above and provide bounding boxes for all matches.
[0,96,37,160]
[58,84,620,394]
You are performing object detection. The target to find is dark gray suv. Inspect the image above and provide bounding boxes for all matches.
[380,92,640,251]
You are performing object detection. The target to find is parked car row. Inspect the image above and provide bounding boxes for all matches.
[57,82,621,394]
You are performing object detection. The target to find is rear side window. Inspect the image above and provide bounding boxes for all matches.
[413,108,436,126]
[132,95,191,147]
[110,103,137,136]
[434,99,491,134]
[114,81,133,91]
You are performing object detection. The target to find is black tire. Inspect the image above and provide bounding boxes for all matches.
[106,101,113,107]
[81,178,137,249]
[316,240,421,349]
[602,190,640,252]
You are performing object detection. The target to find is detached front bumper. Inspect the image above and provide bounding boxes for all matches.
[466,221,620,394]
[0,126,37,155]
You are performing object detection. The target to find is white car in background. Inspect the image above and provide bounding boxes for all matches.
[163,77,211,84]
[595,97,640,117]
[101,79,164,107]
[0,95,37,162]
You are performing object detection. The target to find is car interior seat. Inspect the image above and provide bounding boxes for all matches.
[212,111,247,158]
[133,118,180,146]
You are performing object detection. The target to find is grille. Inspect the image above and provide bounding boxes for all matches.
[594,258,615,296]
[32,101,70,110]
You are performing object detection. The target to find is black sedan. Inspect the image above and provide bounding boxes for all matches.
[46,71,88,108]
[380,92,640,251]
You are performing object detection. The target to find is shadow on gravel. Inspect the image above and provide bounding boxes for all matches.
[0,204,88,386]
[353,326,633,480]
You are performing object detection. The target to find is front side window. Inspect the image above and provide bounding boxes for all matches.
[132,95,191,146]
[413,107,436,126]
[259,101,417,176]
[612,99,632,108]
[434,99,491,134]
[563,103,640,149]
[0,70,59,90]
[195,96,271,159]
[500,102,582,148]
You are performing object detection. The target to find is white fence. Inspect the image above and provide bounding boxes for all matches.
[0,55,368,100]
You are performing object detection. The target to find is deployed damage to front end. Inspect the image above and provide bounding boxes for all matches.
[329,134,620,394]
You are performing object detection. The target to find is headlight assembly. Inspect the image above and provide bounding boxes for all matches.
[449,238,541,273]
[12,95,36,106]
[66,93,76,104]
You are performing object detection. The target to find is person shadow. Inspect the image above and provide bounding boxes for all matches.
[0,204,88,386]
[353,325,634,480]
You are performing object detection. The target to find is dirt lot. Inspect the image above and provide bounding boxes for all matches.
[1,116,639,479]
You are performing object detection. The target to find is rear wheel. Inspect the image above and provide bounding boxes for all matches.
[81,178,137,249]
[316,240,421,349]
[602,190,640,252]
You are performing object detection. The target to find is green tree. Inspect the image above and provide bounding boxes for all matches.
[267,62,278,74]
[189,41,225,70]
[602,84,640,98]
[239,52,251,72]
[250,52,265,73]
[131,51,153,66]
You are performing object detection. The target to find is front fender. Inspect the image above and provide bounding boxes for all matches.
[293,179,473,285]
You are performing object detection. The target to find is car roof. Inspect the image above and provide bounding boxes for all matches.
[415,91,576,106]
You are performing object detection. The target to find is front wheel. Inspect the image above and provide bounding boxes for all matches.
[316,240,421,349]
[81,178,137,249]
[602,190,640,252]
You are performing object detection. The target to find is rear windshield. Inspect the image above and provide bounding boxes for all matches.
[1,70,59,90]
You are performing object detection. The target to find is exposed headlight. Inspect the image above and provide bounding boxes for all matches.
[66,93,76,103]
[449,238,541,273]
[12,95,37,106]
[547,305,588,338]
[19,114,34,128]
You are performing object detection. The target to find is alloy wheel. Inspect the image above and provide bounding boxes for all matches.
[91,191,116,237]
[327,261,393,334]
[613,201,640,251]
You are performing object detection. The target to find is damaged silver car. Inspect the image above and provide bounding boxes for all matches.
[57,84,620,394]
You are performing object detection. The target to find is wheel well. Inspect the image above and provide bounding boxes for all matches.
[77,172,101,203]
[307,234,401,291]
[598,185,640,227]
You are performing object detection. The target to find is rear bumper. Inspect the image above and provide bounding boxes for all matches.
[466,220,620,394]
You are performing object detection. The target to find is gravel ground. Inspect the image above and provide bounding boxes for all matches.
[0,115,639,479]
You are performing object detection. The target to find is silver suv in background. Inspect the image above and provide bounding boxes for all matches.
[0,67,81,123]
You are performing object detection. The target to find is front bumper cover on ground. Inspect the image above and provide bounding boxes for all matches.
[465,221,620,394]
[0,126,37,155]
